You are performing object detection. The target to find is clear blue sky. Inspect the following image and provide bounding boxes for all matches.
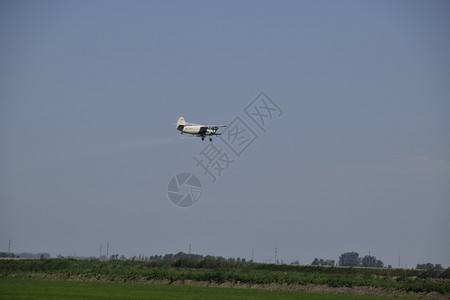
[1,0,449,268]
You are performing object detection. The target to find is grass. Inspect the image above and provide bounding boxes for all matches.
[0,278,412,300]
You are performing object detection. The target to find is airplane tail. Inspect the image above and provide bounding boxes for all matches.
[176,117,185,130]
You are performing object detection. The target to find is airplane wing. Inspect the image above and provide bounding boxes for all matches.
[208,124,227,130]
[210,124,226,136]
[208,124,227,134]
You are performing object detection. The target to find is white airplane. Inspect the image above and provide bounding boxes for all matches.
[176,117,227,141]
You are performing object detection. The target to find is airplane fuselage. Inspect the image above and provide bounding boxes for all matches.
[181,125,215,136]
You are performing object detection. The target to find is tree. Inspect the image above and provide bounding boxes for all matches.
[375,260,384,268]
[324,259,335,266]
[311,258,335,266]
[338,252,361,267]
[0,252,16,258]
[417,263,443,270]
[361,255,384,268]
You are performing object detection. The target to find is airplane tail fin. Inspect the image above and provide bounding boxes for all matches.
[176,117,185,130]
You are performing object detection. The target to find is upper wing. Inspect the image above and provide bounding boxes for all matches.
[208,124,227,130]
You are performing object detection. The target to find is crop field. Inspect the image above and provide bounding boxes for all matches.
[0,258,449,299]
[0,278,410,300]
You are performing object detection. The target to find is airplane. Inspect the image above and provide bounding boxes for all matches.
[176,117,227,141]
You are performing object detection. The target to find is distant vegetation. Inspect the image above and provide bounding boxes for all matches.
[0,252,50,259]
[416,263,444,270]
[335,252,384,268]
[311,258,335,266]
[2,250,445,272]
[1,255,449,295]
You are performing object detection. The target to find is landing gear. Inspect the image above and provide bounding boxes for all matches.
[201,137,205,141]
[209,137,213,142]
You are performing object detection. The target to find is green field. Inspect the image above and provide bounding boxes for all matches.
[0,258,448,299]
[1,258,449,295]
[0,278,410,300]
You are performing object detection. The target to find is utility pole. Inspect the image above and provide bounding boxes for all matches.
[398,255,400,268]
[8,239,11,255]
[275,247,277,264]
[251,248,254,262]
[189,243,191,255]
[106,241,109,260]
[99,244,102,259]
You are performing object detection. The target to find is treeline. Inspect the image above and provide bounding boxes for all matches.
[337,251,384,268]
[311,252,384,268]
[0,252,50,259]
[417,263,444,270]
[311,252,446,271]
[311,258,335,266]
[142,253,250,269]
[149,252,209,261]
[2,251,445,271]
